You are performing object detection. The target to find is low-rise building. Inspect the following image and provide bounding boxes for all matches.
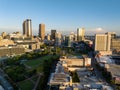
[60,55,91,71]
[0,46,25,57]
[48,62,72,87]
[0,39,15,47]
[106,64,120,84]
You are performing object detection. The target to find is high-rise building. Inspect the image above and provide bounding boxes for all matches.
[46,34,51,41]
[23,19,32,37]
[111,38,120,50]
[55,32,62,46]
[39,24,45,40]
[95,34,111,51]
[1,32,7,38]
[77,28,85,41]
[51,30,56,40]
[105,32,116,39]
[74,34,77,41]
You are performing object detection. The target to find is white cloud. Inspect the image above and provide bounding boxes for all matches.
[86,27,107,35]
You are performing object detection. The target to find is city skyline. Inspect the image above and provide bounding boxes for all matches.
[0,0,120,35]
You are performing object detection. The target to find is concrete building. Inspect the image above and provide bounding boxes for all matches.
[69,32,75,47]
[94,34,112,55]
[39,24,45,40]
[111,38,120,50]
[105,32,116,39]
[65,36,71,47]
[74,34,77,42]
[0,46,25,57]
[55,32,62,46]
[0,39,15,47]
[46,34,51,41]
[77,28,85,42]
[1,32,7,39]
[48,61,71,86]
[0,36,3,40]
[23,19,32,37]
[105,64,120,85]
[60,55,91,71]
[51,30,56,40]
[95,54,120,85]
[15,40,40,51]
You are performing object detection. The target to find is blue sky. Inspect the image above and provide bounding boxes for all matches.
[0,0,120,35]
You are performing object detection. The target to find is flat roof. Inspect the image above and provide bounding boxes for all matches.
[107,64,120,77]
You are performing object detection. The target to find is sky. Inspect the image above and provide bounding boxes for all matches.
[0,0,120,35]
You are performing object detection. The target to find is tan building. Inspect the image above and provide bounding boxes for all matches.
[39,24,45,40]
[105,32,116,39]
[77,28,85,41]
[0,39,15,47]
[111,38,120,50]
[15,40,40,50]
[95,34,111,51]
[60,55,91,71]
[0,36,3,40]
[1,32,7,39]
[23,19,32,37]
[0,46,25,57]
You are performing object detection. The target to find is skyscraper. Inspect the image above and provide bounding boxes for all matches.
[55,32,62,46]
[77,28,85,41]
[51,30,56,40]
[95,34,111,51]
[23,19,32,37]
[39,24,45,40]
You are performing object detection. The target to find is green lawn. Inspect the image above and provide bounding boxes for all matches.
[25,55,51,67]
[18,80,34,90]
[24,55,54,72]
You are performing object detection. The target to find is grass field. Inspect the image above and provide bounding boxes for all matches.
[24,55,54,72]
[26,55,52,65]
[18,80,34,90]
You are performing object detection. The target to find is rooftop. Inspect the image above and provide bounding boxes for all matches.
[107,64,120,77]
[96,55,114,64]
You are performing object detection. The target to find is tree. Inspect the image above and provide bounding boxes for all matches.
[70,71,80,82]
